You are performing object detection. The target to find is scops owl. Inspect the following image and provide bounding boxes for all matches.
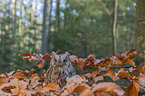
[46,51,76,88]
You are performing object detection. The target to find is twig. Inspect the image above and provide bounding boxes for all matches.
[97,0,111,15]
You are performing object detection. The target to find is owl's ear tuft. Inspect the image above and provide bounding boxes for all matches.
[51,51,56,56]
[65,51,70,57]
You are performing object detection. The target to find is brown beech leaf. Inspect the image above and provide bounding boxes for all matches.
[126,49,137,59]
[4,71,15,77]
[0,77,8,85]
[80,73,92,78]
[138,76,145,86]
[115,60,122,65]
[10,78,19,95]
[132,68,145,74]
[18,53,32,57]
[29,69,36,75]
[0,83,16,92]
[103,70,119,81]
[17,69,29,74]
[127,59,136,67]
[70,83,89,94]
[92,82,124,95]
[129,67,134,72]
[66,75,88,84]
[42,53,51,59]
[79,89,94,96]
[70,55,78,62]
[37,59,45,68]
[56,49,60,54]
[95,93,111,96]
[9,72,28,81]
[19,81,28,96]
[0,90,12,96]
[23,57,29,61]
[94,76,104,82]
[43,83,60,92]
[92,71,100,77]
[117,71,132,80]
[125,80,139,96]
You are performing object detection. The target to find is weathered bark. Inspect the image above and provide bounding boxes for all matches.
[42,0,50,54]
[0,0,4,46]
[12,0,17,46]
[135,0,145,65]
[56,0,60,32]
[48,0,52,51]
[29,0,35,53]
[112,0,118,55]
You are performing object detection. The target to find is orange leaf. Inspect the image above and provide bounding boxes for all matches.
[56,49,60,54]
[43,83,60,92]
[0,83,16,91]
[126,49,137,59]
[81,73,92,78]
[70,85,88,94]
[103,70,119,81]
[94,76,104,82]
[127,59,136,67]
[125,80,139,96]
[37,59,45,68]
[18,53,31,57]
[42,53,51,59]
[0,77,8,85]
[9,72,28,81]
[79,89,94,96]
[132,68,145,74]
[92,82,124,95]
[29,69,36,75]
[92,71,100,77]
[115,60,122,65]
[10,78,19,95]
[23,57,29,61]
[117,71,132,80]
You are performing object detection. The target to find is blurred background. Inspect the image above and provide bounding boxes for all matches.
[0,0,136,73]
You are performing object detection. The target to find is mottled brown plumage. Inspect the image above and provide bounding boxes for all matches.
[46,51,76,88]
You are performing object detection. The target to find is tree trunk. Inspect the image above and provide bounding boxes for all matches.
[56,0,60,32]
[135,0,145,66]
[48,0,52,52]
[29,0,35,53]
[42,0,50,54]
[0,0,4,48]
[112,0,118,55]
[12,0,17,55]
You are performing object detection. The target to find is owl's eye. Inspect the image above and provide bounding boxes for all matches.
[54,58,57,62]
[63,59,67,62]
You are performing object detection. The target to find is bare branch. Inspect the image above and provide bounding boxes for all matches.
[97,0,111,15]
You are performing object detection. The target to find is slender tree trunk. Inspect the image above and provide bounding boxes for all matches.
[112,0,118,55]
[12,0,17,55]
[0,0,4,50]
[56,0,60,32]
[41,0,51,73]
[18,0,23,52]
[135,0,145,66]
[29,0,35,53]
[42,0,50,54]
[48,0,52,52]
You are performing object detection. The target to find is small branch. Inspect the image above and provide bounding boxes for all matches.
[97,0,111,15]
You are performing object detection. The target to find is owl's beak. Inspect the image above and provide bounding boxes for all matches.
[56,62,63,67]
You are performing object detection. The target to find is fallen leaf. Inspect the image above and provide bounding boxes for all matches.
[103,70,119,81]
[125,80,139,96]
[92,82,124,95]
